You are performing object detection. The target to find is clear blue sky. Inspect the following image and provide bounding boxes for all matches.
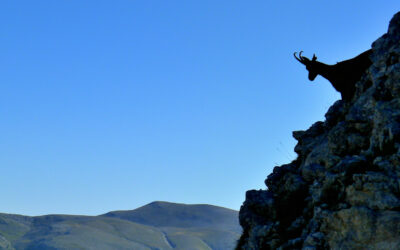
[1,1,399,216]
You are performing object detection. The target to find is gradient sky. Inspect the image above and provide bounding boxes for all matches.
[1,1,399,216]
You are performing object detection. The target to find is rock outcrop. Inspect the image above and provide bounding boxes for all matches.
[237,12,400,250]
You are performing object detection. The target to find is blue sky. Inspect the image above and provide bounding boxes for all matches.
[1,1,399,216]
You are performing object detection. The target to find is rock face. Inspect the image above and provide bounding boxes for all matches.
[237,12,400,250]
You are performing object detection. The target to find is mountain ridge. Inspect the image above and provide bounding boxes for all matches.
[102,201,240,231]
[0,201,240,250]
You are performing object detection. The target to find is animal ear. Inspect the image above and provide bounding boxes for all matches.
[312,54,317,61]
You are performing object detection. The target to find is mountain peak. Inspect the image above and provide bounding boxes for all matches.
[103,201,240,231]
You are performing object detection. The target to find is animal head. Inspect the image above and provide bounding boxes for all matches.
[294,51,318,81]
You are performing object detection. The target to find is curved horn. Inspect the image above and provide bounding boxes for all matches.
[294,51,305,64]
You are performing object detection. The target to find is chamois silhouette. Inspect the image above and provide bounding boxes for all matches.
[294,49,372,101]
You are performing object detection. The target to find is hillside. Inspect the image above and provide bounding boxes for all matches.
[0,201,240,250]
[237,11,400,249]
[103,201,240,230]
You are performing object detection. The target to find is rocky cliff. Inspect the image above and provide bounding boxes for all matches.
[237,12,400,250]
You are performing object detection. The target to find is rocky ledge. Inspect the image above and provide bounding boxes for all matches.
[237,12,400,250]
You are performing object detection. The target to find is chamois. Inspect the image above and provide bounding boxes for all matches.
[294,49,372,101]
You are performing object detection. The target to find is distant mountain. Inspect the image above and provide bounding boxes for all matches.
[0,201,240,250]
[103,201,241,230]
